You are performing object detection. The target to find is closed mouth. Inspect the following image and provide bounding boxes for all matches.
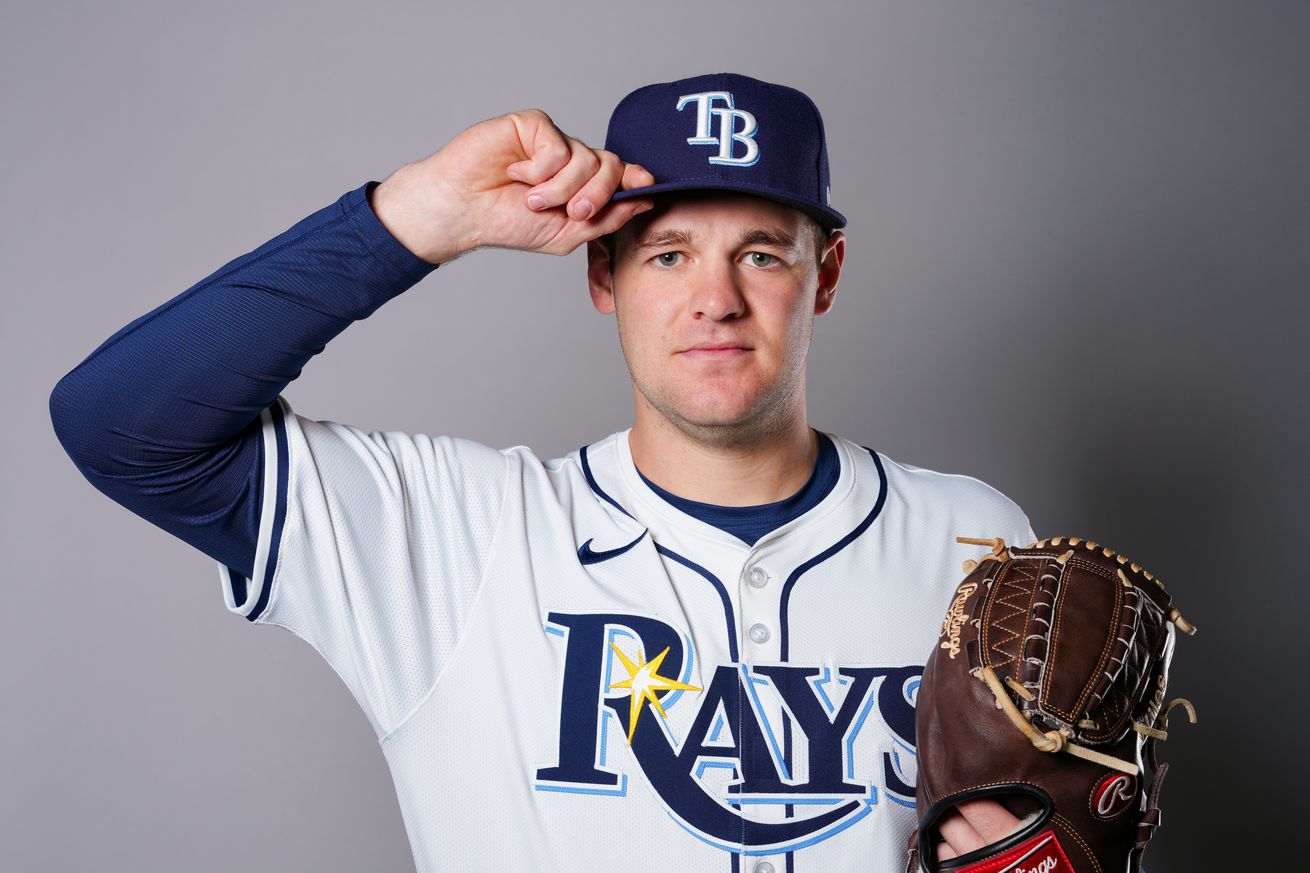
[679,343,752,356]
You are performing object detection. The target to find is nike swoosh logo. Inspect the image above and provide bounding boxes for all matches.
[577,530,649,565]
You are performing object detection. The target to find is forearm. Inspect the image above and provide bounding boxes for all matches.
[49,181,437,575]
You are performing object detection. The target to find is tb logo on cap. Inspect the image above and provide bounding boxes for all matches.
[676,91,760,167]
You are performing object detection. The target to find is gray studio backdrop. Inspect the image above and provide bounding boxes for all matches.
[4,1,1305,870]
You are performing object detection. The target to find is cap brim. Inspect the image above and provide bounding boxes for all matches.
[610,179,846,230]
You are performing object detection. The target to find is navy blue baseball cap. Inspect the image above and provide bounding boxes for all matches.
[605,72,847,230]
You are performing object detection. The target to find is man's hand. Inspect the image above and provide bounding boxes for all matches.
[370,109,655,265]
[934,798,1024,861]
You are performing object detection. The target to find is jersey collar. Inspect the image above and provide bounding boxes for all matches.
[607,428,861,553]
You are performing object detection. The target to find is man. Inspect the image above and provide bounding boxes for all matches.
[51,73,1030,871]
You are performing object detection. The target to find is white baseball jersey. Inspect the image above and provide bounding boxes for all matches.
[218,395,1034,873]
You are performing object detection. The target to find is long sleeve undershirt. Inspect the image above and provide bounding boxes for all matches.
[49,182,438,579]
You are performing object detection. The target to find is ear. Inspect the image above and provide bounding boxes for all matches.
[587,239,617,315]
[814,230,845,316]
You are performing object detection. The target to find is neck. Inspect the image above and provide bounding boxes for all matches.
[628,394,819,507]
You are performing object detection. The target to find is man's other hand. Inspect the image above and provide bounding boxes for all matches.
[934,798,1025,861]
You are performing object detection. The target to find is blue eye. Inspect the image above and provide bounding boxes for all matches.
[655,252,681,267]
[749,252,776,267]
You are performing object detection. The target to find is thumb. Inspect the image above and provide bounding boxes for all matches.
[570,198,654,247]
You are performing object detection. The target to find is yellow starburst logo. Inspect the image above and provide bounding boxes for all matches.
[608,642,702,744]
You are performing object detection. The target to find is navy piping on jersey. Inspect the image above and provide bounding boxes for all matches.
[227,399,290,623]
[635,432,838,547]
[777,447,888,661]
[578,444,739,662]
[580,444,635,520]
[224,566,247,605]
[253,400,291,621]
[777,446,888,868]
[654,545,739,663]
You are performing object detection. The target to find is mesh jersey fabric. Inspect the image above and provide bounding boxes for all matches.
[220,396,510,738]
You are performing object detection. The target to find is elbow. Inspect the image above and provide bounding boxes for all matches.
[49,368,89,466]
[49,365,124,486]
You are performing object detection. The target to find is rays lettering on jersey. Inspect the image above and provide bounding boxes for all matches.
[676,91,760,167]
[534,611,920,855]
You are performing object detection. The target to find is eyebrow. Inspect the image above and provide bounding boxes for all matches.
[633,227,799,250]
[635,229,695,250]
[738,228,798,249]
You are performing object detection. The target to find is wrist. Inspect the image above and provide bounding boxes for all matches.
[370,162,472,266]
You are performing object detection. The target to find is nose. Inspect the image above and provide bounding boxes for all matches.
[688,259,746,322]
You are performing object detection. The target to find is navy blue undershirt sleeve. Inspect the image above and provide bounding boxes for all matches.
[636,431,839,545]
[49,182,437,579]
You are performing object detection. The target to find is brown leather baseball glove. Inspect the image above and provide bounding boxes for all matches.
[908,536,1196,873]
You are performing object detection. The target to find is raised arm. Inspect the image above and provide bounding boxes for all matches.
[49,109,654,578]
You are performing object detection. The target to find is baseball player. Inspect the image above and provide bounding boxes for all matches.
[51,73,1034,871]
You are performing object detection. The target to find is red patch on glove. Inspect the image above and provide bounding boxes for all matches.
[956,829,1074,873]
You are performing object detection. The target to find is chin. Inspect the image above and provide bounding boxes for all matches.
[674,384,761,421]
[636,368,795,438]
[666,391,786,438]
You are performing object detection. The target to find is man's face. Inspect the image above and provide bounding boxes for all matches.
[587,192,845,444]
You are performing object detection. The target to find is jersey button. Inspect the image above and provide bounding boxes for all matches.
[747,565,770,588]
[748,623,771,644]
[754,863,776,873]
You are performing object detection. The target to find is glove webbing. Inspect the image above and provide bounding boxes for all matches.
[976,666,1140,775]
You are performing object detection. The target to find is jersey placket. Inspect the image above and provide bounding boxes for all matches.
[737,547,790,872]
[598,429,868,868]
